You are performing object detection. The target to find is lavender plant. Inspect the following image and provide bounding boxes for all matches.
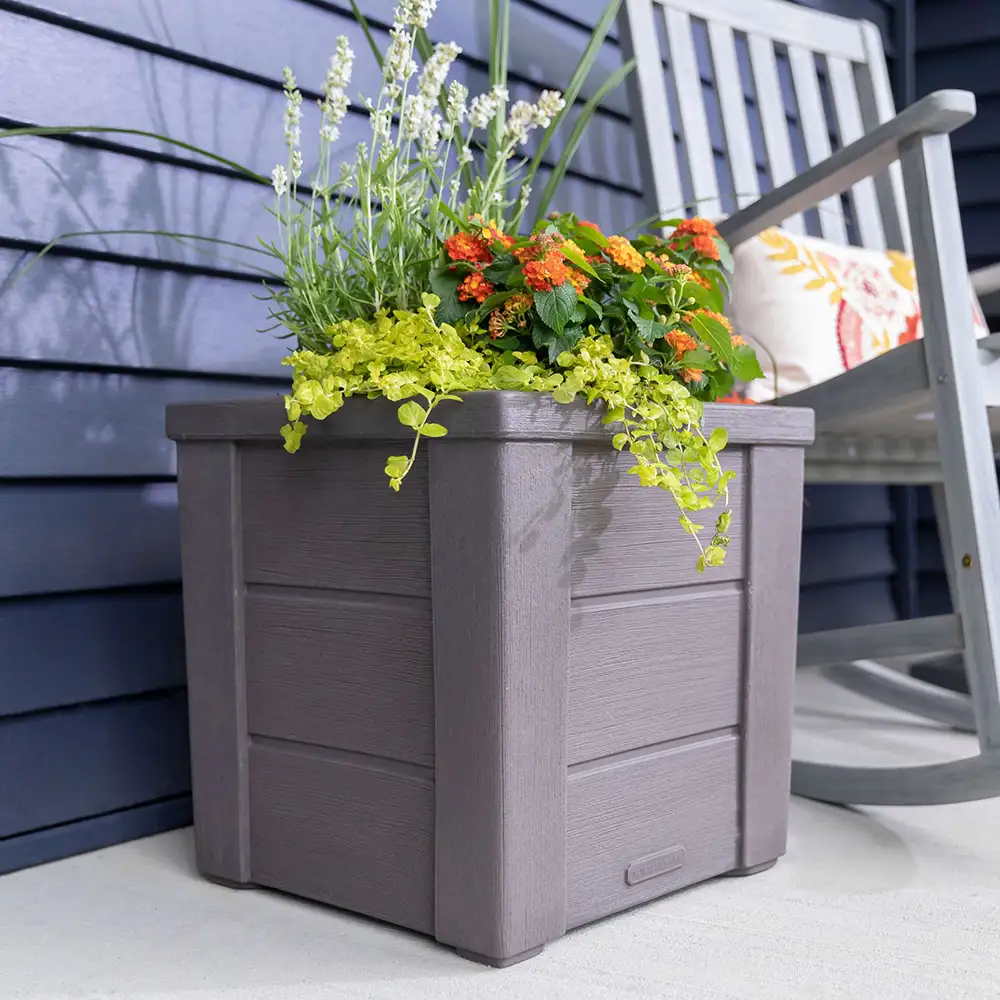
[262,0,601,349]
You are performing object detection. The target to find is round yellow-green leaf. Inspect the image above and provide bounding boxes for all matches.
[397,401,426,428]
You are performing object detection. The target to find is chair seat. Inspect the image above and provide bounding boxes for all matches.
[767,334,1000,482]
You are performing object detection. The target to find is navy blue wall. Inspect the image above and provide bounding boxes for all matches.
[0,0,909,872]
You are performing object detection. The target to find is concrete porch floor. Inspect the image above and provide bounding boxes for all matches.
[2,670,1000,1000]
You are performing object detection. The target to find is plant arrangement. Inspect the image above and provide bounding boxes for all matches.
[267,0,762,570]
[0,0,762,569]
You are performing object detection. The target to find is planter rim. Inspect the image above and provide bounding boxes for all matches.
[166,391,814,446]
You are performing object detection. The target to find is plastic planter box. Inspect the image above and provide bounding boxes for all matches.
[167,392,814,967]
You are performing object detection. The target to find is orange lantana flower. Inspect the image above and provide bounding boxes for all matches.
[691,234,721,260]
[693,309,733,332]
[444,232,492,264]
[672,217,719,238]
[568,268,590,293]
[605,235,645,273]
[666,331,698,356]
[458,272,495,303]
[730,334,747,347]
[681,368,704,383]
[523,250,570,292]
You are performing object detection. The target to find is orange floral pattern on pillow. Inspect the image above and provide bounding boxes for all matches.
[757,227,987,374]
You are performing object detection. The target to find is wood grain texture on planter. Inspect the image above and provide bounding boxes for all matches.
[168,393,814,967]
[245,589,434,766]
[248,740,434,934]
[568,584,744,764]
[240,444,431,597]
[565,732,740,928]
[571,446,746,596]
[430,439,572,963]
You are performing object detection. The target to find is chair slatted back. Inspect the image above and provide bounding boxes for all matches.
[620,0,913,252]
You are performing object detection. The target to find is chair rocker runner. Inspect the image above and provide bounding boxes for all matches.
[620,0,1000,805]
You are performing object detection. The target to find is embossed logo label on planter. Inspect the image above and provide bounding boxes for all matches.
[625,846,686,886]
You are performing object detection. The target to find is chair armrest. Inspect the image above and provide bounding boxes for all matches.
[971,262,1000,299]
[717,90,976,248]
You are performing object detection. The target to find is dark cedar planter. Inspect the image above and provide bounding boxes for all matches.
[166,393,814,967]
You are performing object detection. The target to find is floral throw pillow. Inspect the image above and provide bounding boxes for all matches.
[727,227,989,402]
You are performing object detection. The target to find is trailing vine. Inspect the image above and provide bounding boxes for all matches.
[283,292,737,571]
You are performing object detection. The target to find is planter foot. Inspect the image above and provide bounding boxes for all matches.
[723,860,777,877]
[204,873,258,891]
[455,945,544,968]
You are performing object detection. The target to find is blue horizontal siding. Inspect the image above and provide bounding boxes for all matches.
[0,0,907,872]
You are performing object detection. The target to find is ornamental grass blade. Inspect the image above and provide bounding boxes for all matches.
[0,124,267,183]
[531,58,635,226]
[487,0,511,189]
[349,0,385,71]
[513,0,624,229]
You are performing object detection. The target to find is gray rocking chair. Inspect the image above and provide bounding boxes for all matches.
[620,0,1000,805]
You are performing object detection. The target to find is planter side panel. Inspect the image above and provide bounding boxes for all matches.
[568,586,743,764]
[240,445,431,597]
[245,592,433,766]
[566,734,740,928]
[249,742,435,934]
[571,447,746,596]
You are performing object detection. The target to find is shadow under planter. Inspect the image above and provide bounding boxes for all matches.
[166,392,814,968]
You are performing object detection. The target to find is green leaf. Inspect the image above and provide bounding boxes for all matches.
[689,312,736,362]
[572,226,610,253]
[483,253,515,284]
[487,335,524,350]
[714,237,735,273]
[420,422,448,438]
[429,265,470,325]
[532,323,586,364]
[533,282,578,334]
[479,290,518,312]
[709,428,729,453]
[612,433,629,451]
[652,218,684,229]
[492,365,531,389]
[680,348,716,368]
[707,368,735,401]
[730,344,764,382]
[682,280,724,315]
[385,455,409,479]
[561,243,599,279]
[579,296,604,319]
[634,314,670,344]
[397,401,426,428]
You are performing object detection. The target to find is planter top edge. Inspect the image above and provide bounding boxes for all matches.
[166,392,815,447]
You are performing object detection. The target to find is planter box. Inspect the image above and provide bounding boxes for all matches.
[167,393,813,967]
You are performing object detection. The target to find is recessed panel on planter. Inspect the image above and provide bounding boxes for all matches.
[570,446,746,597]
[245,590,434,766]
[248,741,435,934]
[565,733,740,928]
[568,585,743,764]
[241,445,431,597]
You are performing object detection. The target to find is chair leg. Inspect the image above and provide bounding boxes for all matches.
[901,132,1000,754]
